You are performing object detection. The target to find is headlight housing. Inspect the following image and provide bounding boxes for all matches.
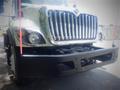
[28,32,45,44]
[14,29,46,45]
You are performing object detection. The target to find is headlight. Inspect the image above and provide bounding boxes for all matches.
[29,32,44,44]
[14,30,46,45]
[28,32,46,44]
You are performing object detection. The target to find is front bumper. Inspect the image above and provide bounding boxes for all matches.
[14,46,118,78]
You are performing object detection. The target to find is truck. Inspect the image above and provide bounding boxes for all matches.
[4,0,118,84]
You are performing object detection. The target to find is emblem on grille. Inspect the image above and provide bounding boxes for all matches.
[74,8,79,15]
[73,5,79,16]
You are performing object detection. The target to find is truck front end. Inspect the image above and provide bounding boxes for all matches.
[5,0,118,80]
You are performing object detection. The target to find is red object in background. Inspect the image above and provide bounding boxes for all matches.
[18,0,23,55]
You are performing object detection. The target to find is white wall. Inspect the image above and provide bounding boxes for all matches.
[0,0,120,28]
[118,1,120,25]
[1,0,120,25]
[70,0,119,26]
[0,0,12,27]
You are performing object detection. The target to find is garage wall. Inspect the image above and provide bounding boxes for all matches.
[70,0,119,26]
[0,0,120,33]
[0,0,119,26]
[118,1,120,25]
[0,0,12,30]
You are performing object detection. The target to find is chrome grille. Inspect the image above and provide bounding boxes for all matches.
[48,10,98,41]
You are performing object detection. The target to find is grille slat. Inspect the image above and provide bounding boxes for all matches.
[90,16,92,39]
[48,10,98,41]
[72,14,75,39]
[92,16,94,38]
[93,17,95,38]
[67,13,72,39]
[75,17,79,39]
[63,13,68,40]
[88,16,91,38]
[54,12,60,40]
[84,14,86,39]
[85,14,88,39]
[84,14,87,40]
[81,14,84,39]
[78,16,81,39]
[91,16,93,38]
[59,12,64,40]
[49,11,56,40]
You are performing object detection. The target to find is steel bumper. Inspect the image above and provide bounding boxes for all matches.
[15,46,118,78]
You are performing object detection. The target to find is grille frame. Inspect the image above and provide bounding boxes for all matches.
[47,9,98,45]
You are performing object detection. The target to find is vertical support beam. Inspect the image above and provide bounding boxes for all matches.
[18,0,23,54]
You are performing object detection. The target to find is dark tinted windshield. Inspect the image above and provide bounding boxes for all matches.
[21,0,67,5]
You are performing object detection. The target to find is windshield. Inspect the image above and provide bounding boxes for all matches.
[21,0,67,5]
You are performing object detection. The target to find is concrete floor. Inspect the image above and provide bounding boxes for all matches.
[0,38,120,90]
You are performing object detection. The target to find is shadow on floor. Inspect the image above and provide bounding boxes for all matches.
[1,69,120,90]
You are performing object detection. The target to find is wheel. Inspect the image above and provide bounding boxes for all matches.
[8,46,22,85]
[4,33,32,86]
[4,33,11,66]
[6,47,11,66]
[8,46,32,86]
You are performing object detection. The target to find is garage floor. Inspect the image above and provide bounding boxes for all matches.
[0,38,120,90]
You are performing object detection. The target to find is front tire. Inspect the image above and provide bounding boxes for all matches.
[7,46,22,85]
[8,46,31,86]
[4,33,11,66]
